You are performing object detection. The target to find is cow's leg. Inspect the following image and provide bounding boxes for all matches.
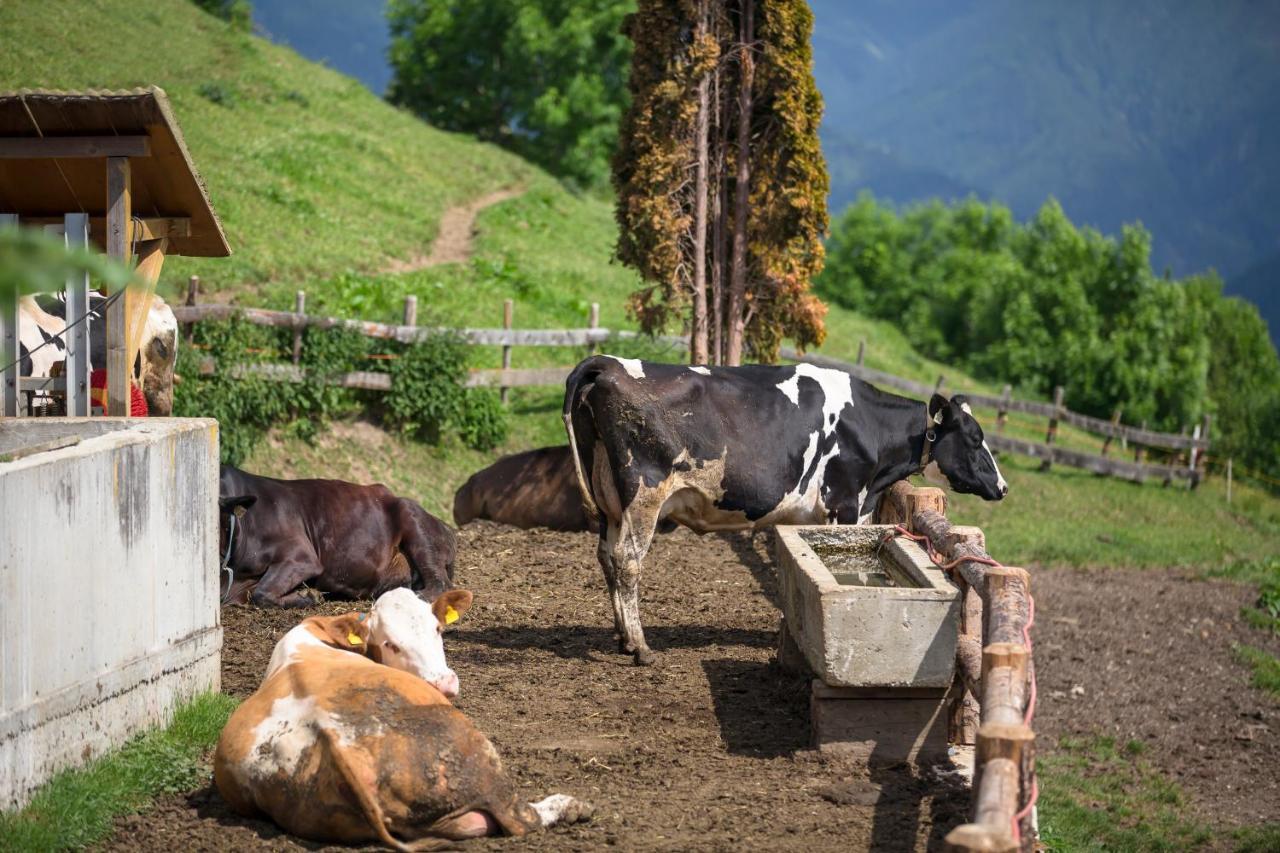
[595,527,625,650]
[222,574,258,605]
[250,559,324,608]
[609,508,660,665]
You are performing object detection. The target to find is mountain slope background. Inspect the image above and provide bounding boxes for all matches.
[1,0,1278,570]
[252,0,1280,334]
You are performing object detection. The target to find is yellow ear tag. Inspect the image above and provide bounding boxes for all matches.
[444,605,459,625]
[347,631,363,646]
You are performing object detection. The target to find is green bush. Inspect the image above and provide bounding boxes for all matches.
[174,319,507,463]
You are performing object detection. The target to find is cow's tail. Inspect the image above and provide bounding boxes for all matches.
[562,358,605,523]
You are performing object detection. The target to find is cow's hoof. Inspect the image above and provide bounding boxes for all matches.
[632,648,656,666]
[564,798,594,824]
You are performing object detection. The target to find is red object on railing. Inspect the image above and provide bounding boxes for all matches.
[90,369,148,416]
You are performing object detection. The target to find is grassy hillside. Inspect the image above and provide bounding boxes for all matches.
[0,0,531,291]
[5,0,1280,572]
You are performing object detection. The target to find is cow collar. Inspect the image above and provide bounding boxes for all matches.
[919,405,938,472]
[220,513,237,603]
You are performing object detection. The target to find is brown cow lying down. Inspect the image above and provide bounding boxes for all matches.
[220,465,456,608]
[452,445,596,532]
[453,446,677,536]
[215,588,592,849]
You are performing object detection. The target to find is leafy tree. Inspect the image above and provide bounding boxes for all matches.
[817,193,1215,431]
[386,0,632,189]
[614,0,828,365]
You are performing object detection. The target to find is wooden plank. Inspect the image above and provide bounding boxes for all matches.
[1,213,19,417]
[63,213,91,416]
[104,156,131,416]
[465,367,569,388]
[20,216,190,242]
[195,360,572,393]
[18,376,67,392]
[0,135,150,158]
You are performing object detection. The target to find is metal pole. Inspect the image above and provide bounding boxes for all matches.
[1,214,20,417]
[64,213,91,416]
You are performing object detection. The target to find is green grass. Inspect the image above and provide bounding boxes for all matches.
[1232,644,1280,698]
[1232,824,1280,852]
[1038,735,1214,852]
[0,693,237,852]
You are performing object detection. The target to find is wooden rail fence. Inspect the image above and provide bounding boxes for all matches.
[877,482,1038,852]
[175,284,1210,485]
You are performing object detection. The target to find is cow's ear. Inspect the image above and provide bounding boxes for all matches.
[317,613,370,651]
[432,589,474,629]
[950,394,974,418]
[928,393,949,426]
[219,495,257,516]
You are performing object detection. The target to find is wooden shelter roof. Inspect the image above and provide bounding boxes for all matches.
[0,87,229,257]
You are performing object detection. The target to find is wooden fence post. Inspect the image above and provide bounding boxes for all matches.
[588,302,600,357]
[1039,386,1064,471]
[1099,407,1122,458]
[1134,421,1147,464]
[1187,422,1202,488]
[402,295,418,328]
[1195,414,1211,486]
[996,385,1011,434]
[1226,458,1233,504]
[934,375,946,395]
[292,291,306,365]
[501,299,513,405]
[856,339,866,368]
[184,276,199,343]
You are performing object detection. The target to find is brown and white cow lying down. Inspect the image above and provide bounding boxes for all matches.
[219,466,456,608]
[215,588,592,850]
[453,445,597,532]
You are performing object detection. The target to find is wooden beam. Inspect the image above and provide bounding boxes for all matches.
[21,216,190,242]
[0,135,150,159]
[105,156,132,416]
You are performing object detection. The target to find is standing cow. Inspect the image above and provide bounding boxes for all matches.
[215,588,592,848]
[563,355,1008,664]
[219,466,455,607]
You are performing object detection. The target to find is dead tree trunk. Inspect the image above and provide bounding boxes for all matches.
[709,55,726,366]
[725,0,753,366]
[689,2,711,366]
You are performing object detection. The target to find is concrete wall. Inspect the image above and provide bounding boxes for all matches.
[0,418,222,809]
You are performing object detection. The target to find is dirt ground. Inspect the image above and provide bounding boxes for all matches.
[106,524,1278,851]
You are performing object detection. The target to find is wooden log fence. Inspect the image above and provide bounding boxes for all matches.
[876,482,1039,852]
[174,288,1209,483]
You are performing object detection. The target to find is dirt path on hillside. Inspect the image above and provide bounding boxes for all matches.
[384,187,524,273]
[104,528,1278,851]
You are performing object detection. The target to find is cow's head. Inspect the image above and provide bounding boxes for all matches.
[134,297,178,416]
[367,587,474,699]
[923,394,1008,501]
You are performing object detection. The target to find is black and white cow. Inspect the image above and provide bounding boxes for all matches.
[19,293,178,414]
[562,354,1007,665]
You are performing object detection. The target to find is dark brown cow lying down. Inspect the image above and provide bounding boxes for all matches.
[453,445,596,532]
[220,466,455,608]
[214,589,592,849]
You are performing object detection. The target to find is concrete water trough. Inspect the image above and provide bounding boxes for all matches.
[775,524,961,689]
